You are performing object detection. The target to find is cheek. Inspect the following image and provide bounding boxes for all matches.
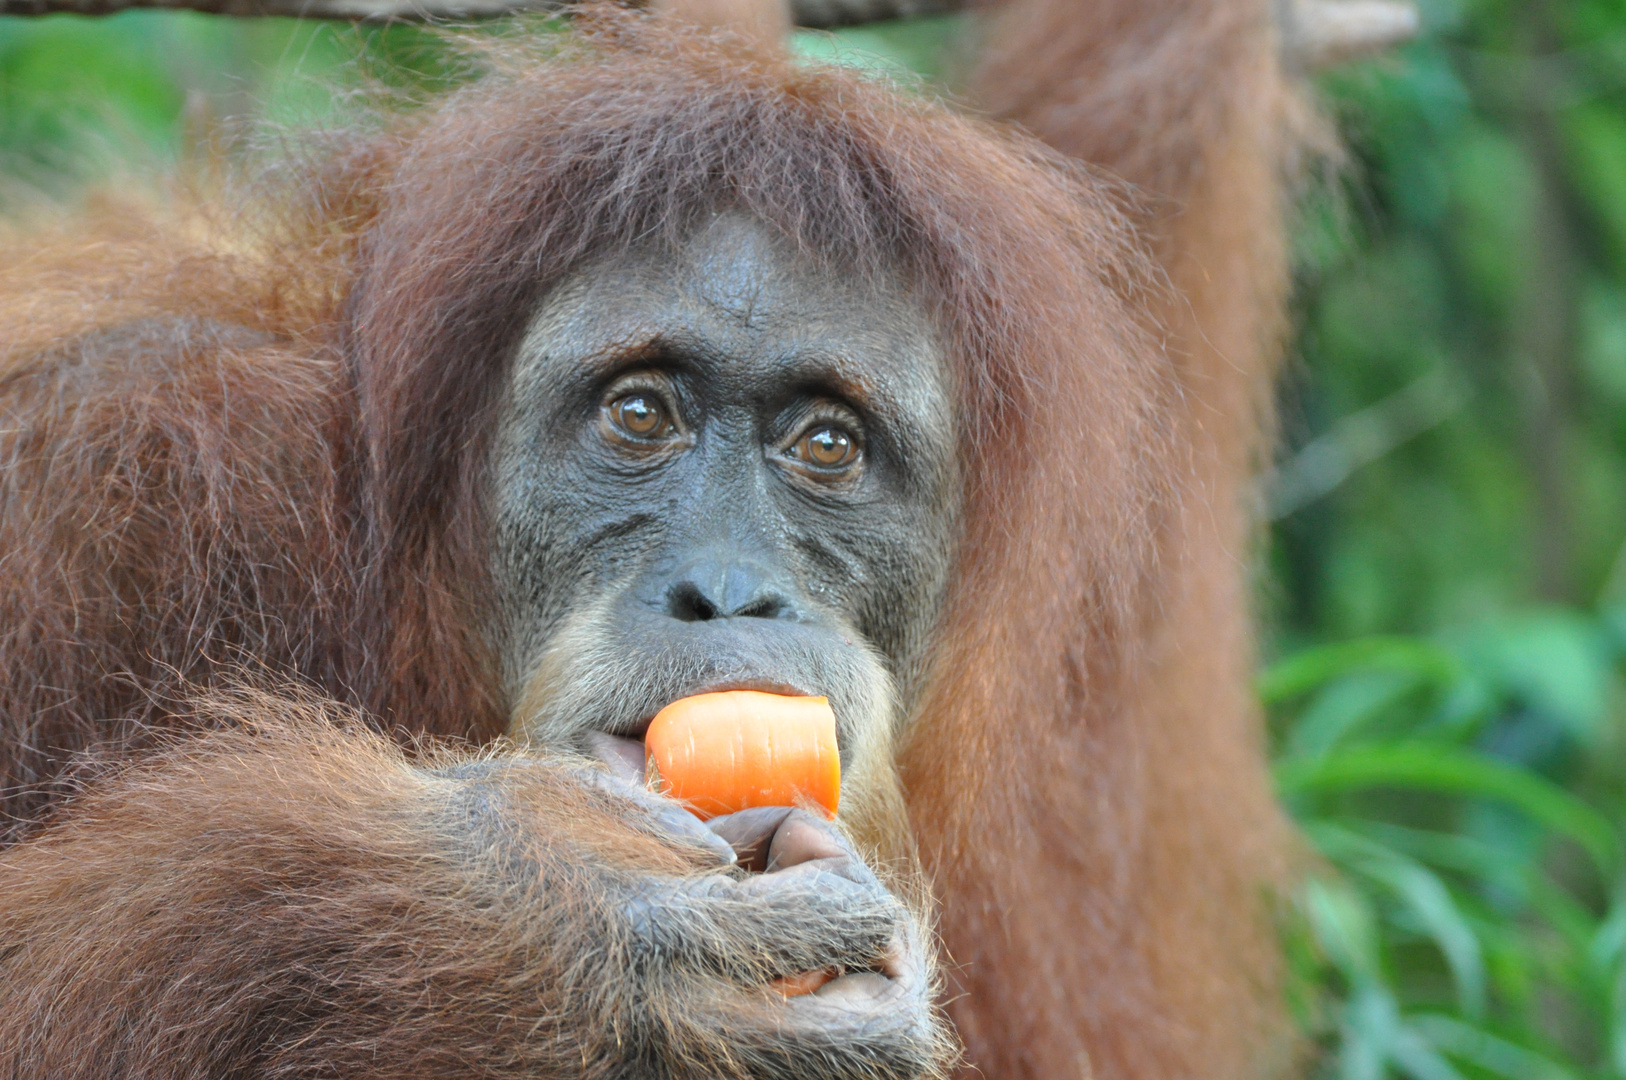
[490,459,663,691]
[494,480,586,610]
[826,415,959,654]
[861,465,959,675]
[793,506,953,671]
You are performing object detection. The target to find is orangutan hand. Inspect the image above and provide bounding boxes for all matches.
[529,762,948,1080]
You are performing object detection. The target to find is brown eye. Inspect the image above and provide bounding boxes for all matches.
[609,394,669,439]
[794,425,859,470]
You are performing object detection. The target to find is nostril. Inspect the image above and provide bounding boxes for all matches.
[663,560,800,621]
[667,582,721,622]
[733,594,786,620]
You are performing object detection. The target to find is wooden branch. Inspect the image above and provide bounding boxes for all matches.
[0,0,1412,51]
[1,0,552,14]
[1282,0,1419,71]
[783,0,952,28]
[0,0,955,26]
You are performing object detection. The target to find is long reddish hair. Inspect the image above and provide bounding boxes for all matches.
[0,13,1291,1079]
[335,15,1176,754]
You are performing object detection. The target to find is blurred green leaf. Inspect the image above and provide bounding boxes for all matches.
[1579,280,1626,407]
[1310,874,1389,985]
[1285,670,1417,760]
[1562,103,1626,277]
[1391,1023,1470,1080]
[1261,637,1463,704]
[1445,123,1537,311]
[1277,743,1617,872]
[1409,1015,1579,1080]
[1452,611,1615,746]
[1342,986,1401,1080]
[1313,823,1489,1017]
[790,15,962,85]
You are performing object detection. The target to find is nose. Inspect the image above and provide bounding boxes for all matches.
[665,558,798,622]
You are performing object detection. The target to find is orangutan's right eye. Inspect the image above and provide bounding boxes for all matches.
[606,393,674,441]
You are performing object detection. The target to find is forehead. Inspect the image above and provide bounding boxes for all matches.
[509,213,948,414]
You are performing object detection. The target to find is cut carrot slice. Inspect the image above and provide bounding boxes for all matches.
[645,690,840,820]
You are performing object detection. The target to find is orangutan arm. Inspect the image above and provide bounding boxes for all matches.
[0,691,943,1080]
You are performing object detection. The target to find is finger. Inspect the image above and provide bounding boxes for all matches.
[648,866,901,975]
[878,932,919,982]
[784,932,932,1024]
[578,761,737,867]
[706,806,795,871]
[802,971,906,1009]
[766,810,851,872]
[647,801,739,866]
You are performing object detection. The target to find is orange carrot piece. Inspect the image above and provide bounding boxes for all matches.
[644,691,840,820]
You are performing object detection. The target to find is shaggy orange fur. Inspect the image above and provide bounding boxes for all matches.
[0,4,1298,1078]
[949,1,1305,1077]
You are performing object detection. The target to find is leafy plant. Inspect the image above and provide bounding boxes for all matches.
[1269,613,1626,1080]
[4,9,1626,1079]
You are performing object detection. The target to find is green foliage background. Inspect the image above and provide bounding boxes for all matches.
[4,4,1626,1077]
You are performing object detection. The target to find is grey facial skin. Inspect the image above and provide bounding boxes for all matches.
[493,212,958,770]
[478,214,959,1076]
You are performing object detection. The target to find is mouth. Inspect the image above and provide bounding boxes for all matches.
[584,677,819,786]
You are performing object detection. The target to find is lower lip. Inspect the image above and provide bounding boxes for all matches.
[586,731,647,785]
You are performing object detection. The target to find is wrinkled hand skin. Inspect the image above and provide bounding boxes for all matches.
[0,718,949,1080]
[453,758,950,1080]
